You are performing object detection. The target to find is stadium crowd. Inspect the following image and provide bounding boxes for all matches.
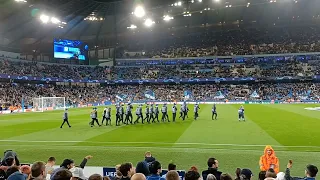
[0,83,319,108]
[0,149,317,180]
[117,27,320,58]
[0,58,317,80]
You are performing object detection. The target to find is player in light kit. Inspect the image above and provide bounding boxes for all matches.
[194,103,200,120]
[90,107,101,127]
[106,107,112,125]
[124,103,133,124]
[134,104,143,124]
[238,105,245,122]
[212,104,217,120]
[172,103,177,122]
[161,104,170,122]
[144,104,150,123]
[179,104,184,120]
[60,108,71,128]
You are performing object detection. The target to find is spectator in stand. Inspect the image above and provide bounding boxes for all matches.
[144,152,155,167]
[202,158,222,180]
[70,167,87,180]
[266,169,277,180]
[276,172,285,180]
[52,169,73,180]
[147,161,165,180]
[207,174,217,180]
[259,146,279,173]
[220,174,232,180]
[6,166,20,178]
[31,161,47,180]
[259,171,266,180]
[7,171,27,180]
[119,163,135,180]
[185,171,201,180]
[112,165,122,180]
[20,165,31,176]
[51,159,75,179]
[235,168,241,180]
[161,163,176,179]
[239,169,253,180]
[131,173,146,180]
[46,157,56,175]
[0,169,5,180]
[285,162,318,180]
[89,174,103,180]
[166,171,180,180]
[135,162,150,177]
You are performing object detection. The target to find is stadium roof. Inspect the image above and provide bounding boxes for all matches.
[0,0,320,53]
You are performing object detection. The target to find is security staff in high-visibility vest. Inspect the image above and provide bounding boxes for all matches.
[90,107,101,127]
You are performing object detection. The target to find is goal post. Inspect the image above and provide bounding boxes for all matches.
[32,97,66,112]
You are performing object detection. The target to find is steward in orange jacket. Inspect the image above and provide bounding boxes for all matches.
[259,145,279,173]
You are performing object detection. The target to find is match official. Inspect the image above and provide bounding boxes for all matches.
[172,103,177,122]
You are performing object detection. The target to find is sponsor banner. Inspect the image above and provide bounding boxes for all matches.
[103,167,185,180]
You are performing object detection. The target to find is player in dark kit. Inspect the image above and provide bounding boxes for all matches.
[90,107,101,127]
[115,104,121,126]
[101,107,108,125]
[120,104,124,124]
[144,104,150,123]
[150,104,154,122]
[194,103,200,120]
[60,109,71,128]
[172,103,177,122]
[153,104,160,123]
[212,104,217,120]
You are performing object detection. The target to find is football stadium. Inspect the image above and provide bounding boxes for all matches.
[1,0,320,180]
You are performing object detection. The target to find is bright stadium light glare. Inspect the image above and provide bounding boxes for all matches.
[214,0,219,2]
[163,15,174,21]
[15,0,27,3]
[134,6,146,18]
[51,17,61,24]
[127,24,137,29]
[177,1,182,6]
[198,0,202,2]
[144,18,155,27]
[40,14,49,24]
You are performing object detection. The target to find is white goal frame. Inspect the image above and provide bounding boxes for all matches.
[33,97,66,112]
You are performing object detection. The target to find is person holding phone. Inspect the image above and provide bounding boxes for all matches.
[259,145,279,173]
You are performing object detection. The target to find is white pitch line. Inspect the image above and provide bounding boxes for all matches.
[0,139,319,148]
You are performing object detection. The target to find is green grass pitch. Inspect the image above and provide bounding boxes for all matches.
[1,104,320,176]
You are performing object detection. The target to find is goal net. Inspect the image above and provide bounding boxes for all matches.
[32,97,66,112]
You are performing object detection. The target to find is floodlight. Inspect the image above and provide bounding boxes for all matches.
[134,6,146,18]
[15,0,27,2]
[177,1,182,6]
[191,0,194,3]
[174,2,178,6]
[144,18,155,27]
[127,24,137,29]
[198,0,202,2]
[214,0,219,2]
[40,14,49,24]
[163,15,174,21]
[51,17,61,24]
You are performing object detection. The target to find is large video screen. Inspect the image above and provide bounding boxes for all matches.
[54,39,89,60]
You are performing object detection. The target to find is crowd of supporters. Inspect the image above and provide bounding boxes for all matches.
[0,150,318,180]
[117,27,320,58]
[0,83,319,108]
[0,58,318,81]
